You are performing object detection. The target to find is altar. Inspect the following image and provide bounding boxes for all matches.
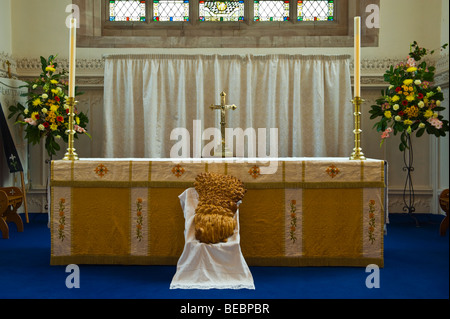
[50,157,386,267]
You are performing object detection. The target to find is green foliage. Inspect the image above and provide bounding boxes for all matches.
[369,42,449,151]
[8,55,90,157]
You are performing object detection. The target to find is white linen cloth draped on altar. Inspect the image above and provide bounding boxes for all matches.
[170,188,255,290]
[102,54,353,158]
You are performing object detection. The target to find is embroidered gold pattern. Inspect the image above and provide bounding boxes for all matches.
[248,166,261,179]
[58,198,66,241]
[94,164,109,177]
[289,199,297,243]
[368,199,376,244]
[326,164,340,178]
[171,164,185,178]
[136,198,143,242]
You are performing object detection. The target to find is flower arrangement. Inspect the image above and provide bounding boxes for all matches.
[369,42,449,151]
[8,55,90,157]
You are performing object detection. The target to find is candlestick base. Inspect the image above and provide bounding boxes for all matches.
[63,97,79,161]
[349,96,366,161]
[63,151,79,161]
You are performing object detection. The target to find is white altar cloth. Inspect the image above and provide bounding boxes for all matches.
[170,188,255,290]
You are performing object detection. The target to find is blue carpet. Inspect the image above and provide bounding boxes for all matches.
[0,213,448,302]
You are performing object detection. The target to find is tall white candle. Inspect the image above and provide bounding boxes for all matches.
[354,16,361,98]
[69,18,76,97]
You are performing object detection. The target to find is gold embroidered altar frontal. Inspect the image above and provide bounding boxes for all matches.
[50,158,386,267]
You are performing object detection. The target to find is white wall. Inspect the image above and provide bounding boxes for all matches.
[8,0,445,59]
[0,0,12,55]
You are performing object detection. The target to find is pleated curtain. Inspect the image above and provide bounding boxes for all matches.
[102,54,353,158]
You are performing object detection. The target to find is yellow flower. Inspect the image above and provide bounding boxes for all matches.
[404,119,413,125]
[424,109,433,118]
[32,98,42,106]
[50,123,58,131]
[76,116,80,125]
[31,112,39,121]
[51,89,59,95]
[404,106,419,118]
[406,67,417,73]
[391,95,400,102]
[403,79,414,86]
[384,111,392,119]
[45,66,56,72]
[50,104,59,112]
[50,80,58,84]
[406,95,415,102]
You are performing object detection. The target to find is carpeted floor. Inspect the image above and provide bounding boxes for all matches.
[0,213,448,302]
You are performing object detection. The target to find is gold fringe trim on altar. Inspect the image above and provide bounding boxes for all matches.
[50,255,383,268]
[50,255,180,266]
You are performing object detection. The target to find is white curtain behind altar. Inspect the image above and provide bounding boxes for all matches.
[102,54,353,158]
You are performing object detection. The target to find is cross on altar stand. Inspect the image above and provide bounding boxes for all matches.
[209,91,237,158]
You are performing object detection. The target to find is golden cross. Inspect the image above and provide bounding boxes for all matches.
[5,60,12,79]
[209,91,237,158]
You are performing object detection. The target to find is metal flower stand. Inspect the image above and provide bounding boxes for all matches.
[402,133,419,226]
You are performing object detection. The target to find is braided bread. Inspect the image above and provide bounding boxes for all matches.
[193,172,246,244]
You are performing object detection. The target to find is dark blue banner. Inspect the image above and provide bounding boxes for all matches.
[0,102,23,173]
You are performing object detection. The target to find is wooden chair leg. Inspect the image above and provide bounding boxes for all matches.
[0,216,9,239]
[440,215,449,236]
[6,205,23,232]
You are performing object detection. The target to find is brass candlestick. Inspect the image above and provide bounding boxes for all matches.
[350,96,366,161]
[63,97,79,161]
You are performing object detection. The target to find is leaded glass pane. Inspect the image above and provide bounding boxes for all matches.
[254,1,289,21]
[297,0,334,21]
[199,1,245,22]
[109,0,146,21]
[153,0,189,21]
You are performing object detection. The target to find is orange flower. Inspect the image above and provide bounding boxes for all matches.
[369,199,375,206]
[290,226,296,232]
[136,224,142,230]
[59,224,64,230]
[60,198,66,203]
[59,211,64,217]
[369,212,374,219]
[137,211,142,217]
[137,198,143,203]
[369,226,374,233]
[291,200,296,205]
[291,213,296,219]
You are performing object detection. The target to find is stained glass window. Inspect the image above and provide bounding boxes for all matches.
[297,0,334,21]
[254,1,289,21]
[153,0,189,21]
[199,1,245,22]
[109,0,146,21]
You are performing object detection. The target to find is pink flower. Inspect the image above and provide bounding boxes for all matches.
[24,118,37,126]
[74,125,86,133]
[407,57,416,68]
[381,127,393,139]
[428,118,443,129]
